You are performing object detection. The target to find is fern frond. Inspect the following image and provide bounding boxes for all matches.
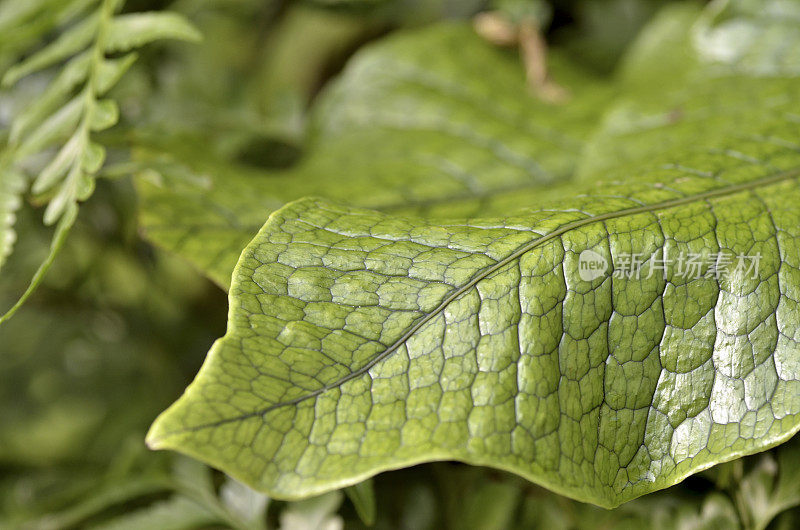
[0,168,25,271]
[0,0,99,69]
[0,0,200,323]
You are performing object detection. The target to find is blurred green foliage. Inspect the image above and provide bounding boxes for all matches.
[2,0,800,528]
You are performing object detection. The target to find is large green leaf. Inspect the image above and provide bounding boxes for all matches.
[135,23,611,288]
[148,65,800,507]
[577,0,800,182]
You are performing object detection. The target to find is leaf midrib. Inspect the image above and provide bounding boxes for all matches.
[161,168,800,434]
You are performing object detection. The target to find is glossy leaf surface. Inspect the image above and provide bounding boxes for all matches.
[149,70,800,506]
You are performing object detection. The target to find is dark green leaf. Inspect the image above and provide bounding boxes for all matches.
[136,23,612,287]
[345,479,376,526]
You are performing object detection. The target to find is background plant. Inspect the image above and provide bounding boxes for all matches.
[2,0,800,528]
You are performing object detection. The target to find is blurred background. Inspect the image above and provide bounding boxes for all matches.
[2,0,799,528]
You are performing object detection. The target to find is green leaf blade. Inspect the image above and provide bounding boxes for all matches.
[8,52,91,144]
[106,12,201,53]
[344,479,376,526]
[89,496,218,530]
[148,159,800,507]
[1,13,98,87]
[135,23,613,288]
[0,201,78,324]
[0,170,26,272]
[0,1,205,325]
[146,5,800,511]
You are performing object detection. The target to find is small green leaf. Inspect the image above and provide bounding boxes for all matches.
[9,52,91,144]
[734,439,800,530]
[105,12,202,53]
[172,455,214,495]
[32,131,82,195]
[0,0,55,33]
[219,478,270,527]
[89,496,219,530]
[90,99,119,132]
[82,142,106,174]
[0,201,77,324]
[1,13,98,87]
[679,493,741,530]
[0,0,95,36]
[344,479,376,526]
[0,170,26,273]
[43,164,83,225]
[279,491,343,530]
[773,441,800,515]
[96,52,138,94]
[16,95,84,160]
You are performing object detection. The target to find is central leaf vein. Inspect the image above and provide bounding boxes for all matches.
[178,169,800,432]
